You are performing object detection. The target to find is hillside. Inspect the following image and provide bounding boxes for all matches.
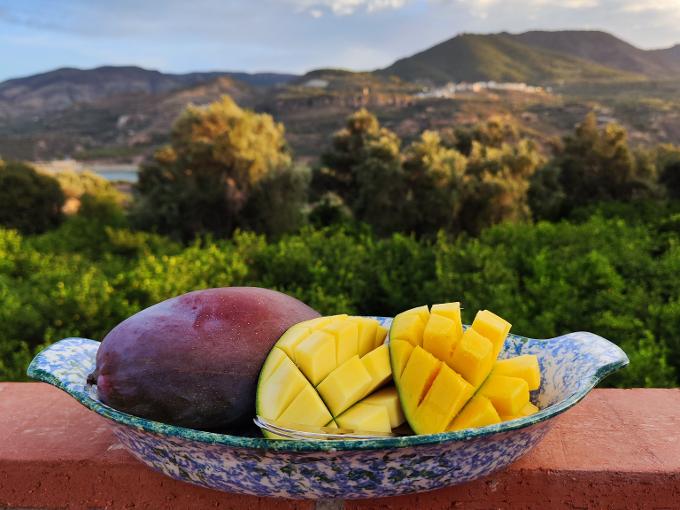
[379,33,642,85]
[0,66,296,119]
[0,76,258,160]
[1,30,680,162]
[512,30,680,77]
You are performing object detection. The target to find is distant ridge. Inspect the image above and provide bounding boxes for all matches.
[380,31,680,85]
[512,30,680,77]
[0,66,297,118]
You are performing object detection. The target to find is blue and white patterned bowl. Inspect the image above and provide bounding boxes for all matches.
[27,318,628,499]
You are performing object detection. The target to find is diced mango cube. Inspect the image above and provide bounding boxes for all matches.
[448,395,501,431]
[472,310,511,358]
[389,339,414,377]
[323,319,359,365]
[430,302,463,328]
[413,363,475,434]
[479,374,529,416]
[277,384,333,428]
[375,324,388,348]
[448,328,495,387]
[390,314,425,346]
[350,317,379,356]
[257,355,309,420]
[494,355,541,391]
[398,346,441,413]
[294,331,337,386]
[500,400,539,422]
[336,402,391,434]
[422,314,462,367]
[258,347,287,384]
[360,386,405,428]
[303,314,347,330]
[361,344,392,394]
[317,355,373,416]
[276,325,311,359]
[520,401,539,416]
[396,305,430,324]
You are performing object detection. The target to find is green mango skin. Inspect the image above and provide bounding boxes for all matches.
[88,287,320,430]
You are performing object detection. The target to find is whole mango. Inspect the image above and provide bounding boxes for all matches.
[87,287,320,430]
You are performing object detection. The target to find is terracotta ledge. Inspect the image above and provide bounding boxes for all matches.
[1,383,679,510]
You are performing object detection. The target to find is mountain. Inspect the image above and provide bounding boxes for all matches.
[512,30,680,77]
[380,33,643,86]
[0,75,258,160]
[1,30,680,162]
[0,66,296,119]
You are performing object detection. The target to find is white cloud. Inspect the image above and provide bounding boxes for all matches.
[455,0,598,18]
[289,0,408,16]
[622,0,680,14]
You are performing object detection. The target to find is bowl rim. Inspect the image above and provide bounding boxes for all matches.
[27,325,628,453]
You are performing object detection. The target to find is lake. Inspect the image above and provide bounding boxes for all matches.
[88,164,138,183]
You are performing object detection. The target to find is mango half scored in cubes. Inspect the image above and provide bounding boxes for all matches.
[256,315,405,437]
[390,303,542,435]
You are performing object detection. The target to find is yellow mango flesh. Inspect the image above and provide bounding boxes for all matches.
[472,310,511,359]
[448,328,495,387]
[422,313,461,367]
[350,317,379,356]
[294,330,336,386]
[257,315,401,437]
[389,339,414,378]
[275,325,311,359]
[336,402,391,434]
[277,384,333,428]
[361,344,392,391]
[396,305,430,324]
[257,355,309,421]
[479,374,529,416]
[449,395,501,431]
[322,320,358,365]
[375,324,388,347]
[412,363,475,434]
[317,355,373,416]
[391,303,539,434]
[397,345,441,415]
[500,401,540,421]
[494,355,541,391]
[360,386,405,428]
[390,314,425,346]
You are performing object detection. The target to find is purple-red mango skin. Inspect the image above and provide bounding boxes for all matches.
[92,287,320,430]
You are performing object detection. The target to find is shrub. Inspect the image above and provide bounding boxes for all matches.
[0,162,64,234]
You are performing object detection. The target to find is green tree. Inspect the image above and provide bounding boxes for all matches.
[240,165,310,238]
[402,130,467,236]
[657,145,680,200]
[132,95,295,240]
[0,161,64,234]
[459,140,542,234]
[530,112,655,220]
[314,109,407,234]
[451,116,519,156]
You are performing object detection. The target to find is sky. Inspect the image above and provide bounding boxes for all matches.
[1,0,680,82]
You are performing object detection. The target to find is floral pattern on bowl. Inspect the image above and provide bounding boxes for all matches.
[27,317,628,499]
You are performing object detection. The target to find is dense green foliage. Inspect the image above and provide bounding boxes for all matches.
[3,97,680,390]
[2,205,680,388]
[132,96,301,241]
[529,112,658,219]
[0,161,65,234]
[314,110,544,236]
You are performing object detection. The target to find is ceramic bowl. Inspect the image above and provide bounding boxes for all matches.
[27,317,628,499]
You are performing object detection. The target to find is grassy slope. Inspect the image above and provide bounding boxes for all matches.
[380,33,644,85]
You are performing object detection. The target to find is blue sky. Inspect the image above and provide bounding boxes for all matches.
[1,0,680,81]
